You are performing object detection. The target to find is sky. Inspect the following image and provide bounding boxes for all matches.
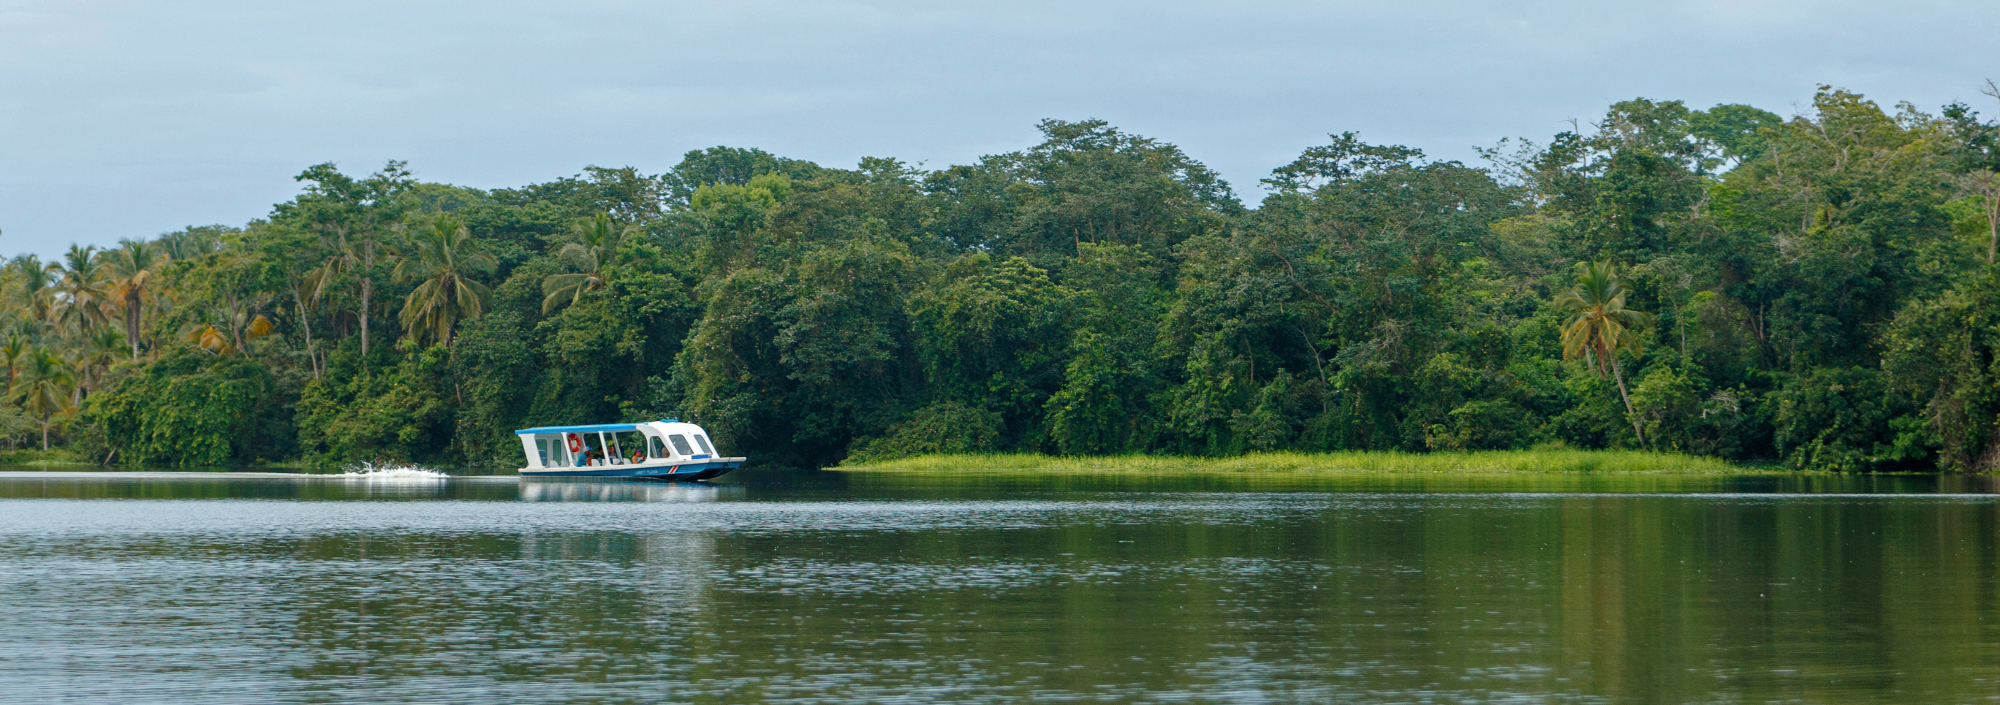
[0,0,1994,258]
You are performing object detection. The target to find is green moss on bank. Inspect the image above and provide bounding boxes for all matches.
[835,450,1755,475]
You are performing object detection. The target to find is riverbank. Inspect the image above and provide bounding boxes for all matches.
[0,448,95,467]
[835,450,1756,475]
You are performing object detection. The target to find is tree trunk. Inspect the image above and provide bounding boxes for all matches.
[360,276,372,362]
[1986,190,1998,264]
[1610,354,1646,448]
[360,237,374,364]
[41,422,49,452]
[125,295,142,357]
[295,285,320,380]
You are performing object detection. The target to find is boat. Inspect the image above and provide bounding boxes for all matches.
[515,419,745,480]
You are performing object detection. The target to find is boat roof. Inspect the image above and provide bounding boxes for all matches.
[514,420,692,436]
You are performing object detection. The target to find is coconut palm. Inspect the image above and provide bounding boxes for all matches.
[540,213,627,313]
[0,329,27,398]
[73,328,127,403]
[393,215,496,347]
[51,245,111,337]
[12,347,73,450]
[8,255,57,327]
[1555,261,1656,447]
[105,240,169,357]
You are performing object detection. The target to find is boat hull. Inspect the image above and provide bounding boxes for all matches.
[519,457,745,480]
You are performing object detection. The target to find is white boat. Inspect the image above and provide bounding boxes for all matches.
[515,419,745,479]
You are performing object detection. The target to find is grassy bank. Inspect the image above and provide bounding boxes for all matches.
[0,448,96,467]
[836,450,1755,475]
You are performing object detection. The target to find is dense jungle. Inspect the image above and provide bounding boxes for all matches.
[9,86,2000,471]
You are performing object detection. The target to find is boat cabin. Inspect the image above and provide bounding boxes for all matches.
[515,419,735,476]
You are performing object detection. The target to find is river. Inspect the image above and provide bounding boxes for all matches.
[1,468,1996,703]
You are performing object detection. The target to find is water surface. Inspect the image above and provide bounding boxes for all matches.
[1,468,1996,703]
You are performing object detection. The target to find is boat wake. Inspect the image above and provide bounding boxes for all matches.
[333,463,451,480]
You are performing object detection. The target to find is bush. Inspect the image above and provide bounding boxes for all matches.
[847,402,1004,463]
[1770,367,1922,472]
[83,351,282,467]
[295,343,453,464]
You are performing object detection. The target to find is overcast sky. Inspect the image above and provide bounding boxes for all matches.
[1,0,1994,258]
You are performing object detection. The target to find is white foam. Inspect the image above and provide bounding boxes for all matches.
[333,463,451,480]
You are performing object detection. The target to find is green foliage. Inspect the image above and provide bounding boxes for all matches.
[1046,330,1151,455]
[17,91,2000,472]
[664,147,822,208]
[676,236,919,467]
[1770,367,1915,473]
[83,351,281,466]
[1629,365,1708,452]
[394,214,496,347]
[451,311,536,467]
[839,449,1745,474]
[0,405,42,449]
[1688,103,1785,166]
[848,402,1005,462]
[1880,269,2000,471]
[295,343,452,464]
[910,254,1071,438]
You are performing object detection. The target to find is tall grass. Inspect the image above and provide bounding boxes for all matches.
[837,450,1750,475]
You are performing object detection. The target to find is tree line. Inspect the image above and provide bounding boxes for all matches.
[9,85,2000,471]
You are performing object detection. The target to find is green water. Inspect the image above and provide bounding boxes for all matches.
[1,468,1996,702]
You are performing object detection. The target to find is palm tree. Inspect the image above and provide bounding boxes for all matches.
[73,328,127,404]
[393,215,496,347]
[541,213,627,313]
[8,255,56,328]
[12,347,73,450]
[1555,261,1656,446]
[0,329,28,398]
[105,240,169,357]
[51,245,111,337]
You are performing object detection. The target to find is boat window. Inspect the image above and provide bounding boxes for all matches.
[668,434,695,456]
[693,434,715,455]
[540,437,566,467]
[613,431,647,464]
[649,436,670,458]
[583,433,619,466]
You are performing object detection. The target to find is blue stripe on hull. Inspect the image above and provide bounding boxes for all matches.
[520,460,743,480]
